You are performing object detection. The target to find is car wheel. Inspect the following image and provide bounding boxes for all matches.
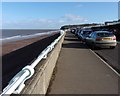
[110,46,115,49]
[91,43,96,50]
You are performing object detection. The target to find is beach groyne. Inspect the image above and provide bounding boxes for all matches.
[2,32,60,89]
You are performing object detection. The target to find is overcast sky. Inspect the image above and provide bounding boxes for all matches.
[2,2,118,29]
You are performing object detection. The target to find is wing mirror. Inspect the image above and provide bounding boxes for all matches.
[87,35,91,38]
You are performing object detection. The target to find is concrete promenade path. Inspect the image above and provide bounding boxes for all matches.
[48,32,119,95]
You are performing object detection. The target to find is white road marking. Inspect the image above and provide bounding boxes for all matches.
[89,49,120,77]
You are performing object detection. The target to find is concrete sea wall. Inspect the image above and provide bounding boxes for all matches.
[20,32,65,95]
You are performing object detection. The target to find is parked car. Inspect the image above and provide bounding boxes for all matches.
[86,31,117,49]
[77,29,82,38]
[78,29,93,42]
[71,29,76,34]
[75,28,81,36]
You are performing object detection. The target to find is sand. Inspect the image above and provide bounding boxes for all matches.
[2,32,60,89]
[2,32,57,56]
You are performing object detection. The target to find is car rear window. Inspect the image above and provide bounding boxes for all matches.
[83,31,92,35]
[97,32,114,37]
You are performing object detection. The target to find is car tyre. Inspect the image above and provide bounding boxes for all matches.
[91,43,96,50]
[110,46,115,49]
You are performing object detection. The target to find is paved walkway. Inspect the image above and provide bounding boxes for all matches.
[48,32,119,94]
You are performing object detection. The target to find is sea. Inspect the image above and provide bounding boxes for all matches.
[1,29,59,43]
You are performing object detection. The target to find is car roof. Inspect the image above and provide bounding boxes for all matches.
[95,31,111,33]
[82,29,92,31]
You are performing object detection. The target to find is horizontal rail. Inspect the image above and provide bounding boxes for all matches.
[0,30,65,96]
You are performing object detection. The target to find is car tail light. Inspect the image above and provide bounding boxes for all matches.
[96,38,102,41]
[113,36,116,40]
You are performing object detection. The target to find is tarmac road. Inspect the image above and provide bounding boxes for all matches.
[48,32,119,95]
[92,43,120,73]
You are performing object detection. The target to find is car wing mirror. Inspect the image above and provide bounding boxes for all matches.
[87,36,91,38]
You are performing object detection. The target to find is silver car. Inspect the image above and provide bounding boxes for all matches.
[86,31,117,49]
[78,30,93,41]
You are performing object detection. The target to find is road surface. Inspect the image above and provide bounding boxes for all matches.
[93,44,120,73]
[48,32,119,95]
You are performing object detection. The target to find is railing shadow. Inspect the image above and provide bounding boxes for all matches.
[65,35,77,38]
[64,38,80,41]
[2,33,60,89]
[62,42,88,49]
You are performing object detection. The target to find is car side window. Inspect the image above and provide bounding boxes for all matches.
[89,32,94,38]
[92,33,96,38]
[81,31,83,34]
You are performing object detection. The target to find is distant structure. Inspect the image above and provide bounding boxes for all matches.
[105,20,120,25]
[60,18,120,41]
[118,1,120,21]
[60,23,99,30]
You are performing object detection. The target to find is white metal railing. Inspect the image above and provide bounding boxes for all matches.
[0,30,65,96]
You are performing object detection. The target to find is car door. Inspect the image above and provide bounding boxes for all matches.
[86,32,95,45]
